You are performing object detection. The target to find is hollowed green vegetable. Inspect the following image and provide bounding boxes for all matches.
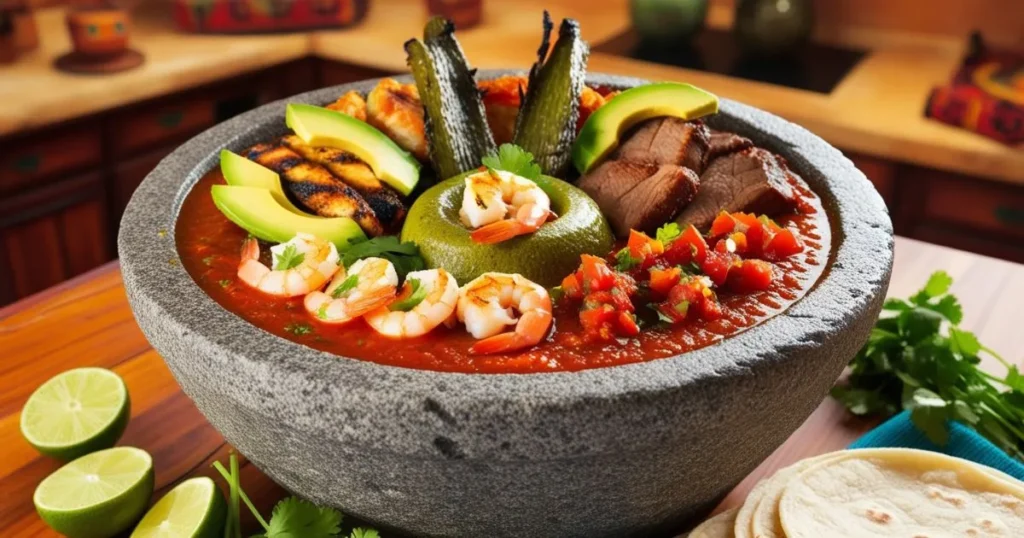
[513,13,589,177]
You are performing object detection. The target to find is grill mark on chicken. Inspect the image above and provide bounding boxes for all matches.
[280,136,408,229]
[246,142,384,236]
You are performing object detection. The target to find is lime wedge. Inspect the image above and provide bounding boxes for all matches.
[131,477,226,538]
[34,446,155,538]
[21,367,131,461]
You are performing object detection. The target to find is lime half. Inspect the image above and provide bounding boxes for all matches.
[131,477,226,538]
[21,367,131,461]
[34,446,155,538]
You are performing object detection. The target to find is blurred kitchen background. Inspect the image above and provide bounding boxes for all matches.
[0,0,1022,306]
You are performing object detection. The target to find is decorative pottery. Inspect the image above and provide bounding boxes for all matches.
[734,0,814,57]
[119,72,893,537]
[56,5,143,74]
[630,0,708,44]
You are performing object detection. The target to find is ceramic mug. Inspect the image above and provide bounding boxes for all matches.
[66,7,130,58]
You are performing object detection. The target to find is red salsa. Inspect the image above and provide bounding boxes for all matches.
[177,171,830,374]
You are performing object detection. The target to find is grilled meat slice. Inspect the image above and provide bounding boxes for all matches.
[575,160,659,213]
[707,131,753,162]
[246,142,384,236]
[675,147,797,230]
[281,136,407,229]
[612,118,711,174]
[611,165,701,236]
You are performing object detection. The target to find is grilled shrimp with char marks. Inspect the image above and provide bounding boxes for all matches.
[456,272,553,355]
[246,141,384,236]
[367,78,429,162]
[303,257,399,324]
[460,169,554,244]
[237,233,340,297]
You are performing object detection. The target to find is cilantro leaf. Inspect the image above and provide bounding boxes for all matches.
[350,529,380,538]
[263,497,342,538]
[655,222,682,245]
[342,236,426,281]
[284,323,313,336]
[389,278,428,311]
[481,144,541,181]
[833,270,1024,461]
[331,274,360,299]
[273,244,306,271]
[614,248,640,271]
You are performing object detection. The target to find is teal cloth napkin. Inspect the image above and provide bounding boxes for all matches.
[850,410,1024,481]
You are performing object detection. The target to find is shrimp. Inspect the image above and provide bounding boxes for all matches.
[456,273,553,355]
[366,78,428,161]
[326,90,368,122]
[364,268,459,338]
[303,257,398,324]
[237,233,340,297]
[459,169,554,244]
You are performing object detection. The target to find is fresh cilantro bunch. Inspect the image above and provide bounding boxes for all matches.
[482,144,542,181]
[342,236,425,281]
[832,271,1024,460]
[214,454,380,538]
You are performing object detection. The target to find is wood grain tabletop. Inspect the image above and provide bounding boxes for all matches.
[2,236,1022,537]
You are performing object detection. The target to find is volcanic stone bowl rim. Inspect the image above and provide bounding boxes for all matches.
[118,70,892,407]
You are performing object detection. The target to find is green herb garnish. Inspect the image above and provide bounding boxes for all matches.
[481,143,542,181]
[316,304,330,320]
[202,255,215,266]
[213,453,373,538]
[832,271,1024,460]
[331,274,360,299]
[341,236,425,281]
[655,222,682,244]
[273,244,305,271]
[284,323,313,336]
[389,278,428,311]
[219,279,232,288]
[550,285,565,304]
[614,248,641,271]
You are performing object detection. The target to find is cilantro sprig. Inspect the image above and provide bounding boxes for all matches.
[482,144,542,181]
[832,271,1024,460]
[273,244,306,271]
[342,236,425,282]
[214,454,379,538]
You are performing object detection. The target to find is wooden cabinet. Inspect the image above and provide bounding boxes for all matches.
[920,172,1024,240]
[846,153,897,209]
[1,123,102,194]
[0,172,111,303]
[112,148,170,217]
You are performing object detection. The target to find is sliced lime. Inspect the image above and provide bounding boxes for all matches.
[131,477,226,538]
[34,446,155,538]
[21,367,131,461]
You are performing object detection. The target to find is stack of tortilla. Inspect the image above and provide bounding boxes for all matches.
[690,448,1024,538]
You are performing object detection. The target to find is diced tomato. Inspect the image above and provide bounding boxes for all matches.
[694,294,724,321]
[727,259,774,292]
[561,273,583,300]
[649,266,682,297]
[733,212,760,229]
[616,311,641,336]
[729,232,748,254]
[763,227,802,260]
[628,229,664,257]
[658,276,723,323]
[701,250,735,286]
[580,302,615,330]
[744,222,768,257]
[709,211,737,238]
[579,254,617,292]
[664,224,708,266]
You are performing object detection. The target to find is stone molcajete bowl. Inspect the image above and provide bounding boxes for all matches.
[119,72,893,538]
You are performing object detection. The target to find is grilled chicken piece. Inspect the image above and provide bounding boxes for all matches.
[281,135,408,229]
[246,142,383,237]
[326,90,368,122]
[366,78,428,161]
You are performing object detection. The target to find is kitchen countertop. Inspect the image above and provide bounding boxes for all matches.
[1,0,1023,186]
[2,236,1023,535]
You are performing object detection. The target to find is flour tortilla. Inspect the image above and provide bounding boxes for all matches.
[747,452,845,538]
[691,508,738,538]
[779,448,1024,538]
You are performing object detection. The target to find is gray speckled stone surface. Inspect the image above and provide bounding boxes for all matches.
[118,72,893,538]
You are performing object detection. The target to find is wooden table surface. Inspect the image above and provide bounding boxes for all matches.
[2,236,1022,537]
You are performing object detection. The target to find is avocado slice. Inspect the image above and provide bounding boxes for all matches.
[286,103,421,196]
[219,150,306,215]
[211,185,366,250]
[401,173,614,287]
[572,82,719,174]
